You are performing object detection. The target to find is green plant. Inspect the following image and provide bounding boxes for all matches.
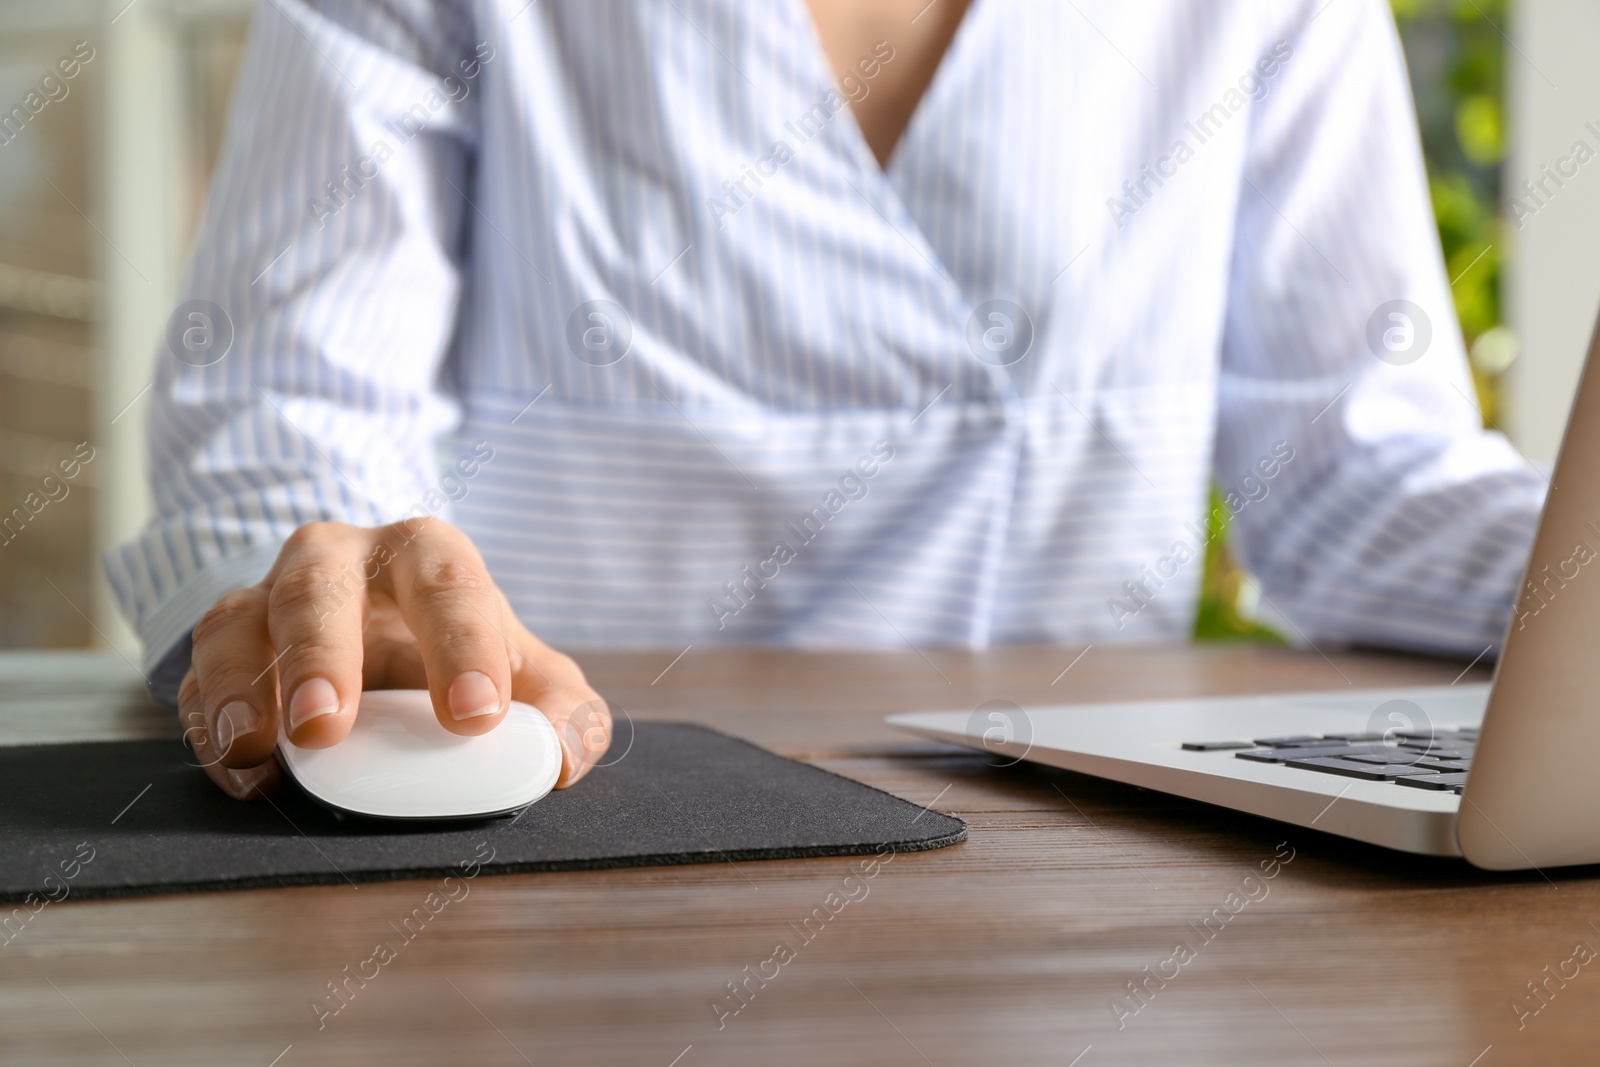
[1394,0,1514,416]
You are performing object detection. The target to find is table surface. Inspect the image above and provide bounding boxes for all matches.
[1,642,1596,1066]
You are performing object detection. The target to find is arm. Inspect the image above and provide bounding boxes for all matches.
[1215,0,1543,657]
[107,0,606,795]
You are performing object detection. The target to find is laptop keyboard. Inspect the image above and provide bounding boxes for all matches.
[1181,728,1477,794]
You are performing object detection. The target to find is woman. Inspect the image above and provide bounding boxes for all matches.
[110,0,1542,798]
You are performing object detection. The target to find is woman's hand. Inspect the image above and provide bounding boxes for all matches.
[178,518,610,799]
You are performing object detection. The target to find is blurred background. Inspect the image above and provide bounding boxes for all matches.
[0,0,1595,655]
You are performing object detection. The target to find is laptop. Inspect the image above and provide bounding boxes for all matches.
[889,315,1600,871]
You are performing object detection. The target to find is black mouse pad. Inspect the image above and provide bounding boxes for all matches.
[0,722,965,902]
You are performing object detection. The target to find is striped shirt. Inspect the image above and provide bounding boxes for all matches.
[108,0,1545,693]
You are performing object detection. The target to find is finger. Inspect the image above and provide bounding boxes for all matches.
[502,613,610,788]
[263,523,370,748]
[178,667,211,759]
[384,521,512,736]
[190,586,279,769]
[200,751,283,801]
[217,759,282,800]
[179,667,281,800]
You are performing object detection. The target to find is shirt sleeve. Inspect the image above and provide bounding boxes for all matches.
[1214,0,1543,658]
[104,0,483,691]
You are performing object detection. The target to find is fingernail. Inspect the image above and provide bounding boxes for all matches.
[449,671,502,720]
[288,678,341,730]
[214,700,260,754]
[226,764,272,799]
[559,719,588,778]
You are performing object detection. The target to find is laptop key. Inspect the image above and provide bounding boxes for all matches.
[1237,745,1380,763]
[1182,740,1256,751]
[1345,752,1443,765]
[1403,751,1471,763]
[1319,732,1385,742]
[1283,756,1446,780]
[1252,735,1320,746]
[1415,759,1472,772]
[1394,773,1470,791]
[1402,746,1474,759]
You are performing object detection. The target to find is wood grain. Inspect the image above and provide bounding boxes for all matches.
[2,643,1597,1066]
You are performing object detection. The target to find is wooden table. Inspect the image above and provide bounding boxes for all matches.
[3,643,1597,1066]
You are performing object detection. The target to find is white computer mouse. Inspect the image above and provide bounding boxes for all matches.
[276,689,563,820]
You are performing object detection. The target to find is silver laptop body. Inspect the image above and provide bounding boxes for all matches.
[890,315,1600,870]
